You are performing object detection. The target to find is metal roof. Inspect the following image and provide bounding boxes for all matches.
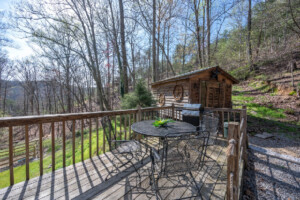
[151,66,239,86]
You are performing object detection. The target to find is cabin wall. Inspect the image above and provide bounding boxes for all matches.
[151,70,234,108]
[152,79,190,107]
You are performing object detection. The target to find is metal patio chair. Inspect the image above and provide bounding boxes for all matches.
[149,131,210,199]
[101,117,149,182]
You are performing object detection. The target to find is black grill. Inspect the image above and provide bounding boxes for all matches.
[182,104,204,126]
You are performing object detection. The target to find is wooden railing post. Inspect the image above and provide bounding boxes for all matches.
[62,121,66,168]
[81,119,84,162]
[227,122,239,200]
[89,118,92,158]
[137,105,142,122]
[96,118,99,155]
[51,122,55,172]
[171,103,175,120]
[39,123,43,176]
[9,126,14,185]
[25,125,30,180]
[242,105,248,148]
[136,106,142,140]
[72,120,76,165]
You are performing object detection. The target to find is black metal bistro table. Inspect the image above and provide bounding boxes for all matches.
[131,120,196,138]
[131,120,197,175]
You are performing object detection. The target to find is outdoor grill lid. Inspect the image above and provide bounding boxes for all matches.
[182,104,202,116]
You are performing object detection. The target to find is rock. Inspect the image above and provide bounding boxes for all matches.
[255,132,274,139]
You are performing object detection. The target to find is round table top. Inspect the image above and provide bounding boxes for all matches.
[131,120,196,137]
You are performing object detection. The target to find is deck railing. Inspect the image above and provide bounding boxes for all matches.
[0,106,174,186]
[226,106,248,200]
[0,104,248,196]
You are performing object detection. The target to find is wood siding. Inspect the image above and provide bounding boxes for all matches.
[152,80,189,107]
[152,67,235,108]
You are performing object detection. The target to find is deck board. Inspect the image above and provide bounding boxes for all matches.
[0,137,228,200]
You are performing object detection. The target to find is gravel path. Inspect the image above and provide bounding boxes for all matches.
[243,136,300,200]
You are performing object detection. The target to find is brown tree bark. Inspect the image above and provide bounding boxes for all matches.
[247,0,254,71]
[119,0,129,94]
[206,0,211,66]
[152,0,157,82]
[193,0,203,68]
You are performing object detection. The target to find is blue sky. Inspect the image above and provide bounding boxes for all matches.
[0,0,9,11]
[0,0,33,59]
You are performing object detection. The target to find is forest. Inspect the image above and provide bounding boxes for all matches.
[0,1,299,198]
[0,0,299,116]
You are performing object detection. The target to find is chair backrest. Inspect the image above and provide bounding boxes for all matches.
[161,132,209,175]
[101,116,118,151]
[199,112,219,135]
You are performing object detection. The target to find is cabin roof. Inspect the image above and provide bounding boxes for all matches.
[151,66,239,86]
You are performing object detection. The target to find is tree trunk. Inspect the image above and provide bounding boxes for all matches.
[152,0,157,82]
[119,0,129,94]
[206,0,211,66]
[202,4,206,66]
[193,0,203,68]
[247,0,253,70]
[156,4,160,80]
[108,0,124,98]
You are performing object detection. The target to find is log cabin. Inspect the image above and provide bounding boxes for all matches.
[151,66,239,108]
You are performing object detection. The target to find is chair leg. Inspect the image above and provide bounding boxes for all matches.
[189,171,203,199]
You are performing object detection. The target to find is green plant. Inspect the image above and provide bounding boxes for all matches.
[254,74,268,81]
[152,118,175,127]
[121,80,155,109]
[289,91,296,96]
[229,64,254,81]
[246,103,286,119]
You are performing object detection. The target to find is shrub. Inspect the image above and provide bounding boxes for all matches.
[121,80,155,109]
[229,65,254,81]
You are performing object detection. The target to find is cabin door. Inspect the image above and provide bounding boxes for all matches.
[199,81,226,108]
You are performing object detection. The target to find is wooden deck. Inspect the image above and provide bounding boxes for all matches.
[0,137,228,200]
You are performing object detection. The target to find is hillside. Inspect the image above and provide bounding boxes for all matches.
[232,58,300,139]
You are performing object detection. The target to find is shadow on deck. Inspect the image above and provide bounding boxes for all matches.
[0,138,228,200]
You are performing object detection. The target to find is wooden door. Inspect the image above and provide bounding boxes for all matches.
[199,81,226,108]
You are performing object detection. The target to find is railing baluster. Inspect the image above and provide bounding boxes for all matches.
[228,112,230,123]
[51,122,55,171]
[81,119,84,162]
[109,116,112,144]
[222,111,225,137]
[124,114,127,140]
[62,121,66,168]
[89,118,92,158]
[119,115,122,140]
[114,116,117,140]
[103,118,106,153]
[72,120,76,165]
[129,114,131,139]
[96,118,99,155]
[25,125,30,180]
[39,123,43,176]
[9,126,14,185]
